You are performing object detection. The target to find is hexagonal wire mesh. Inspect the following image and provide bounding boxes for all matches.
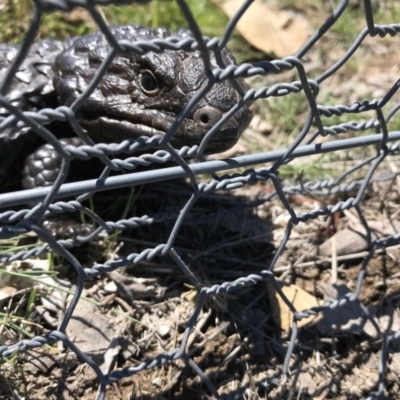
[1,0,400,398]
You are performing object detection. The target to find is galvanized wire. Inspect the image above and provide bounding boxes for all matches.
[1,0,400,399]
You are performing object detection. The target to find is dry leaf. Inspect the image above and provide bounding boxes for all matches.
[212,0,311,57]
[268,282,320,331]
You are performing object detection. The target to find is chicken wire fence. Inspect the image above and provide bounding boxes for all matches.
[1,0,400,398]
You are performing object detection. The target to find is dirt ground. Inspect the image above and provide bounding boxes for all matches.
[5,163,400,400]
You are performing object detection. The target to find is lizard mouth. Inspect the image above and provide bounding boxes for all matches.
[80,105,251,154]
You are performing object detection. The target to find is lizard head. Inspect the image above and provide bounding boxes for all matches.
[54,25,252,154]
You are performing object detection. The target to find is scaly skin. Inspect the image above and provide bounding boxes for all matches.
[0,25,252,192]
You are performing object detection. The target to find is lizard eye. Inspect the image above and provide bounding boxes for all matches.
[140,70,159,95]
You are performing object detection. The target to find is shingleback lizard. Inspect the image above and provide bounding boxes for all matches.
[0,25,252,193]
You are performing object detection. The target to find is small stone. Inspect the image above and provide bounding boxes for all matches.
[318,227,373,257]
[103,281,117,293]
[257,120,273,135]
[158,324,170,338]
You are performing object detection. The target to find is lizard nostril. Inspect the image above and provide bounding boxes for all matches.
[200,114,209,125]
[194,106,223,129]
